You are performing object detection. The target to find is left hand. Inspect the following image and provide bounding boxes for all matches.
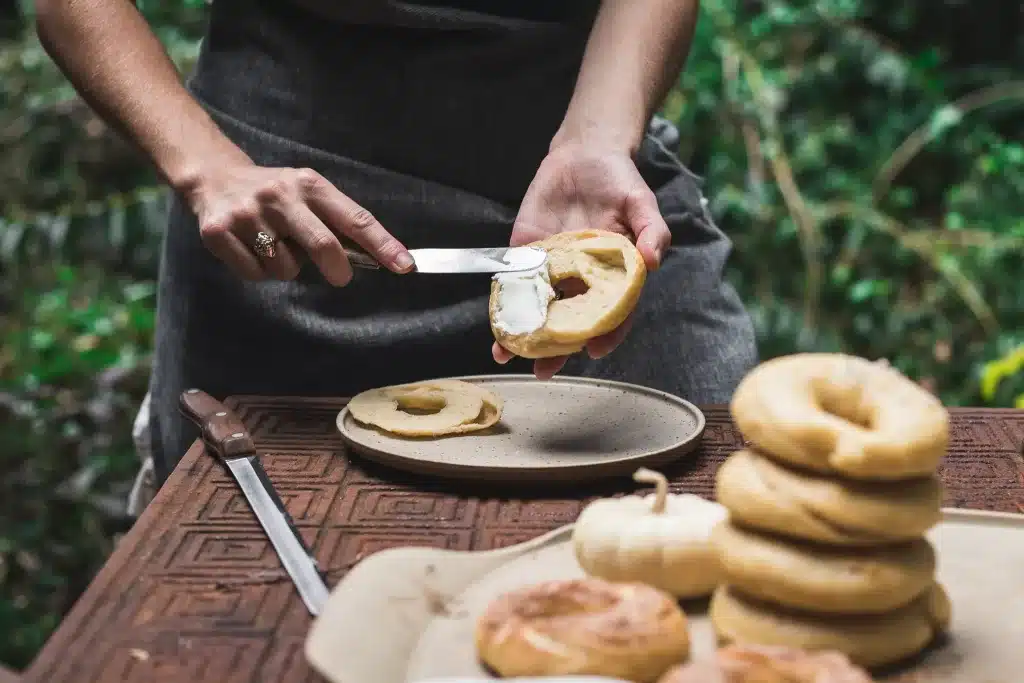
[492,141,672,379]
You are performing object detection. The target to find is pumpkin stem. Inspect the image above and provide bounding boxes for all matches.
[633,467,668,514]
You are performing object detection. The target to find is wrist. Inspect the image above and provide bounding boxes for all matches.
[550,114,645,158]
[166,144,253,205]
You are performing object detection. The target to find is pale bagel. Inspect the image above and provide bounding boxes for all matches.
[710,522,936,614]
[715,449,942,546]
[709,583,951,670]
[729,354,949,480]
[489,230,647,359]
[347,379,502,437]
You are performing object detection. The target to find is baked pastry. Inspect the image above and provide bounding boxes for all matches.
[715,449,942,546]
[710,522,935,614]
[574,468,728,599]
[709,583,951,669]
[475,578,690,682]
[422,679,631,682]
[489,230,647,359]
[347,379,502,437]
[729,354,949,480]
[657,644,874,683]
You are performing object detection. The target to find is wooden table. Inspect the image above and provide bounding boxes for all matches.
[22,399,1024,683]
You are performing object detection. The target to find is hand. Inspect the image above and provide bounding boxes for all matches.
[185,161,414,285]
[492,141,671,379]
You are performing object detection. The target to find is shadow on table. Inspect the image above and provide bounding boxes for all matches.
[344,445,711,500]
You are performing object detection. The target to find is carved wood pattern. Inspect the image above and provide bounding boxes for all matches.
[23,400,1024,683]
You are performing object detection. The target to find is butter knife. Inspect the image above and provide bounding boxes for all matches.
[344,245,546,274]
[179,389,331,616]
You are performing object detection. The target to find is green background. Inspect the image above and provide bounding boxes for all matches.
[1,0,1022,670]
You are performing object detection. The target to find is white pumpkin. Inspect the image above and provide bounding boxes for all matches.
[572,468,728,599]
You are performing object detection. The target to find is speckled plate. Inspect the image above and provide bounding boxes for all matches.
[336,374,705,482]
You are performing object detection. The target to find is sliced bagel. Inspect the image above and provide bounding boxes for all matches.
[489,230,647,359]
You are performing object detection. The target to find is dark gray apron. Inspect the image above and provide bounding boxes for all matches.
[147,0,757,482]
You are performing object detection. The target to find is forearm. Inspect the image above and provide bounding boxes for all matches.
[35,0,249,195]
[554,0,700,155]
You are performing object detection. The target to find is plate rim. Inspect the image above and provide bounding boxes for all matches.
[334,374,707,482]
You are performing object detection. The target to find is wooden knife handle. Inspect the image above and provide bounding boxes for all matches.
[178,389,256,459]
[279,237,380,270]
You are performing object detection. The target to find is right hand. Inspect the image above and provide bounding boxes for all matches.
[185,161,414,285]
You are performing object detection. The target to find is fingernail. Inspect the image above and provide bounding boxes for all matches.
[395,252,414,272]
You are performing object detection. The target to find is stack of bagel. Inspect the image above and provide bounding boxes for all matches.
[708,353,953,670]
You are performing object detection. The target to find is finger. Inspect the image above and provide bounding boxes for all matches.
[534,355,568,380]
[200,224,266,281]
[296,168,414,274]
[271,201,354,286]
[624,188,671,270]
[266,239,302,280]
[259,239,302,281]
[585,312,635,359]
[239,220,302,281]
[492,342,514,364]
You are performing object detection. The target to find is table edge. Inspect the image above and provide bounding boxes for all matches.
[21,438,209,681]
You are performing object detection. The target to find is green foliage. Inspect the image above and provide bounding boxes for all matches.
[0,0,1021,670]
[980,345,1024,409]
[0,268,154,666]
[667,0,1023,404]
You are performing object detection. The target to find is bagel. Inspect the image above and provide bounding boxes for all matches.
[475,578,690,682]
[489,230,647,359]
[709,583,951,670]
[347,379,502,437]
[710,522,935,614]
[657,644,874,683]
[730,354,949,481]
[715,449,943,546]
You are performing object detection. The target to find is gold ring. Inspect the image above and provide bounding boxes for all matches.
[253,231,277,259]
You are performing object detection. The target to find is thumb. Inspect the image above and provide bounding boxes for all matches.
[624,187,671,270]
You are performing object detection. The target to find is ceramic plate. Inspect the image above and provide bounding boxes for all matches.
[336,374,706,482]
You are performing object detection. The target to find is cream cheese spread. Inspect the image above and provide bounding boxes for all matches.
[491,250,555,336]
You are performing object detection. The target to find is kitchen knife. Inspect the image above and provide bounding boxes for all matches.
[344,245,547,274]
[178,389,330,616]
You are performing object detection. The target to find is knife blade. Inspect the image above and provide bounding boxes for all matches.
[178,389,330,616]
[344,245,547,274]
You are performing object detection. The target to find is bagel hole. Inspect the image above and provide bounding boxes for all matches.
[395,391,446,416]
[553,277,589,300]
[816,392,874,429]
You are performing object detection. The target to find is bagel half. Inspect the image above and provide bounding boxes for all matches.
[709,583,951,670]
[489,230,647,359]
[710,522,936,615]
[715,449,943,546]
[347,379,502,437]
[729,353,949,480]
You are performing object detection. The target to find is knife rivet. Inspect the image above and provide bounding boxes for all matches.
[216,411,227,417]
[231,432,244,438]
